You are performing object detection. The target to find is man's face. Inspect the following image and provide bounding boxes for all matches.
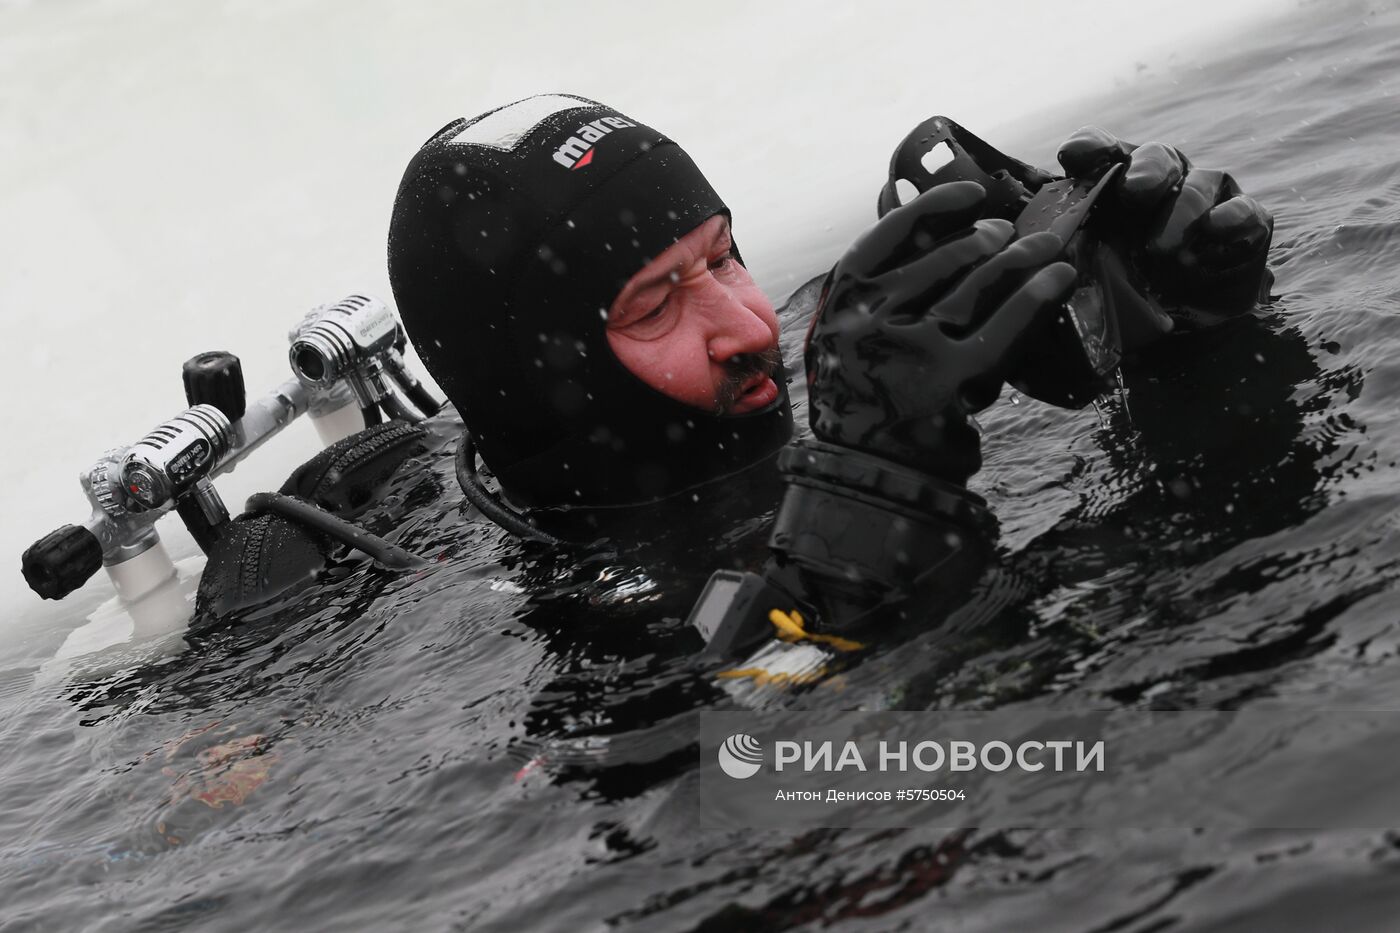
[606,214,781,415]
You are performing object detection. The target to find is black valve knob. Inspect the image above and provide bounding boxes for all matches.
[22,524,103,600]
[182,351,246,421]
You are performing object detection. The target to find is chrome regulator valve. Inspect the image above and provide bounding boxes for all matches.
[119,405,233,515]
[289,294,440,426]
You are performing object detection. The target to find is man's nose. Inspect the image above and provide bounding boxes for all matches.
[703,283,775,364]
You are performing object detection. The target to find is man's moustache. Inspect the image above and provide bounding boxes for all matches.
[715,347,782,415]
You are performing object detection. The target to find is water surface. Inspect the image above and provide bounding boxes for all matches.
[3,2,1400,931]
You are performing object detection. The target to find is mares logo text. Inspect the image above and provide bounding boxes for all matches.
[553,116,637,169]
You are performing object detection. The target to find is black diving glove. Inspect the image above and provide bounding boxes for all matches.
[690,182,1077,650]
[1057,127,1275,330]
[804,180,1076,482]
[773,181,1076,630]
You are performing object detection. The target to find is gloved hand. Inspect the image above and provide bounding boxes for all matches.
[806,180,1077,485]
[1057,127,1274,325]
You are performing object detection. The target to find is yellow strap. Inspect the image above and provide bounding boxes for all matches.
[768,608,864,653]
[713,666,825,687]
[711,609,863,687]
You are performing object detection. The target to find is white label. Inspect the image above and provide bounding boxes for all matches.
[449,95,592,150]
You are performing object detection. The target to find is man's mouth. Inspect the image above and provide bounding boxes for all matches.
[725,373,780,415]
[715,347,783,416]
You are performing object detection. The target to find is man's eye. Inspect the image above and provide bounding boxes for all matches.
[709,251,736,271]
[617,295,678,340]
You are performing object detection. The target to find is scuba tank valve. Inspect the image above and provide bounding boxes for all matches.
[23,293,441,606]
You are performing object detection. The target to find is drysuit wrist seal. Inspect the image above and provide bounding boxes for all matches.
[769,440,994,606]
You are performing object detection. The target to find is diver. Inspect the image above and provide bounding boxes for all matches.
[196,93,1275,653]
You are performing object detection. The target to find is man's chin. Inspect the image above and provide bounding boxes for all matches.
[724,376,780,416]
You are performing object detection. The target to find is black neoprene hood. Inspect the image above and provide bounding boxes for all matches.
[388,94,793,510]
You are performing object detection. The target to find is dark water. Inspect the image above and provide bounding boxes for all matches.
[5,2,1400,930]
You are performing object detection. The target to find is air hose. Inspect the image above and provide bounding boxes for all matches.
[245,492,426,570]
[378,391,417,424]
[402,381,443,418]
[453,433,562,546]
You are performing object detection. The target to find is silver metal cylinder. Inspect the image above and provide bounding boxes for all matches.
[189,476,230,528]
[220,377,309,474]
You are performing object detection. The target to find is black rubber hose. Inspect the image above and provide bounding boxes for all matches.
[176,495,224,554]
[454,433,562,546]
[360,404,383,427]
[378,390,420,424]
[403,380,443,418]
[389,365,442,418]
[245,492,427,570]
